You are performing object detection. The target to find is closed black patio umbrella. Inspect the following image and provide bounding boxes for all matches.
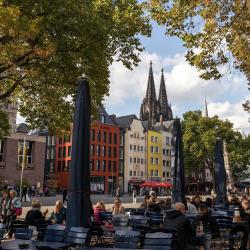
[171,118,186,206]
[214,138,227,206]
[66,78,92,228]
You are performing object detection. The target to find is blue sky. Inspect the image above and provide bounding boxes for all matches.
[104,22,249,133]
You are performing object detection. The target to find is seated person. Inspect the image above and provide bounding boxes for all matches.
[48,200,66,224]
[191,195,203,209]
[147,191,161,213]
[112,198,125,215]
[240,198,250,219]
[186,197,197,214]
[139,195,150,209]
[194,204,220,239]
[93,201,106,225]
[163,202,195,250]
[25,199,48,226]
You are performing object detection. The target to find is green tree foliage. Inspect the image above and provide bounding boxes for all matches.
[0,0,151,133]
[182,110,250,181]
[148,0,249,114]
[0,109,10,138]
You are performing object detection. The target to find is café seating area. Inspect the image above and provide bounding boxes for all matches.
[0,207,249,250]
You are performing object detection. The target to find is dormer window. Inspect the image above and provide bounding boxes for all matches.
[100,115,106,123]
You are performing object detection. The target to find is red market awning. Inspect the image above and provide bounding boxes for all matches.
[140,181,172,188]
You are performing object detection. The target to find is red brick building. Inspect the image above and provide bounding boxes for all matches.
[55,107,120,194]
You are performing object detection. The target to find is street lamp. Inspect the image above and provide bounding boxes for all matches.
[20,136,26,199]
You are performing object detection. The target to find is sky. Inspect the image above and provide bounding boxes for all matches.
[104,22,250,134]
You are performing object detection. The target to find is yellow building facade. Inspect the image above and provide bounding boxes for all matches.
[147,130,163,180]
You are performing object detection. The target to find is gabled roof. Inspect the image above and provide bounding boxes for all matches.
[16,123,30,134]
[115,114,137,128]
[98,105,115,125]
[141,120,149,131]
[154,120,174,131]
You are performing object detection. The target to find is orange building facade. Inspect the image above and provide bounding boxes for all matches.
[55,117,120,194]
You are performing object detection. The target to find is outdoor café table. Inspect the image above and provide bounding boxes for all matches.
[1,239,71,250]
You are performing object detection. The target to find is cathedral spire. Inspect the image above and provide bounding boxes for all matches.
[203,95,209,117]
[146,61,157,102]
[158,68,168,108]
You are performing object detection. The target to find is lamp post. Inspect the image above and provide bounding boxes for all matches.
[20,136,26,199]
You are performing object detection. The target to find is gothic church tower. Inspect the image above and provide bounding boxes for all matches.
[140,62,173,127]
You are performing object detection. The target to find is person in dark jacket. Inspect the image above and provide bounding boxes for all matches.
[194,204,220,238]
[0,190,9,224]
[163,202,195,250]
[25,199,48,226]
[21,186,28,202]
[48,200,66,224]
[62,188,68,204]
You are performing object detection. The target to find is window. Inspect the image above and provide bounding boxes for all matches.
[137,145,140,151]
[113,148,117,158]
[100,115,106,123]
[166,137,170,145]
[68,146,71,157]
[51,148,55,159]
[166,172,170,177]
[163,172,166,177]
[113,161,116,172]
[150,146,154,153]
[46,149,50,159]
[120,135,123,146]
[155,147,159,153]
[0,140,4,162]
[150,157,153,164]
[130,144,132,150]
[154,170,159,177]
[130,171,132,177]
[134,145,136,151]
[97,131,101,142]
[59,137,63,144]
[154,158,159,164]
[141,136,144,140]
[150,170,153,177]
[163,160,166,167]
[137,158,140,164]
[97,146,100,156]
[103,132,106,143]
[91,145,94,156]
[91,130,95,141]
[50,161,54,173]
[90,160,94,171]
[114,134,117,144]
[58,147,62,158]
[166,149,169,155]
[151,136,154,142]
[133,158,136,163]
[96,160,100,171]
[129,157,132,163]
[130,134,133,138]
[119,161,124,174]
[141,158,143,164]
[62,161,66,172]
[108,147,111,157]
[108,133,112,144]
[102,146,106,157]
[51,136,56,145]
[57,161,61,172]
[18,140,33,165]
[155,137,158,142]
[63,146,66,157]
[102,160,106,171]
[133,171,136,176]
[119,148,123,159]
[47,136,51,146]
[163,149,166,155]
[141,172,143,177]
[67,160,71,171]
[141,146,143,151]
[167,161,170,167]
[108,161,112,172]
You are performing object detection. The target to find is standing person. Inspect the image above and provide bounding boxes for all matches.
[116,186,120,198]
[48,200,66,224]
[62,188,68,204]
[31,185,36,197]
[21,185,27,202]
[6,190,22,238]
[0,190,10,224]
[132,188,137,204]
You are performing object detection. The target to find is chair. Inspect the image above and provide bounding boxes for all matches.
[14,228,33,240]
[44,224,66,243]
[112,214,129,227]
[36,219,50,241]
[144,231,173,250]
[130,215,150,233]
[0,224,7,248]
[64,227,89,247]
[146,211,163,227]
[114,229,140,249]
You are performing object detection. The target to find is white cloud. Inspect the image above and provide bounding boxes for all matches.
[208,98,250,134]
[106,51,249,133]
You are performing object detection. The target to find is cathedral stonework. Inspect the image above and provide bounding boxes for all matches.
[140,62,173,127]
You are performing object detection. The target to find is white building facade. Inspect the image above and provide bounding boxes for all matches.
[124,119,147,193]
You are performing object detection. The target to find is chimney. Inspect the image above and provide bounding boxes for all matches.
[160,115,163,126]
